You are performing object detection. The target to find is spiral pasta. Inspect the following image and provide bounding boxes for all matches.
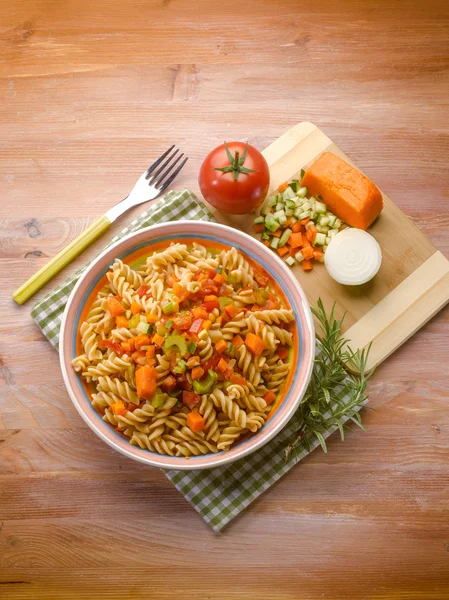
[73,241,295,457]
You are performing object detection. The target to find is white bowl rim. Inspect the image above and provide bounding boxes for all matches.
[60,220,315,470]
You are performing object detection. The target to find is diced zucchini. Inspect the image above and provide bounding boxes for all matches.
[136,321,151,334]
[285,199,297,209]
[270,237,280,249]
[268,195,277,207]
[328,229,339,239]
[285,256,296,266]
[314,232,327,246]
[275,202,284,212]
[309,211,317,221]
[316,224,329,234]
[279,228,292,247]
[261,231,270,240]
[285,208,294,217]
[327,214,337,227]
[300,168,305,179]
[254,216,264,225]
[315,201,327,214]
[295,250,305,263]
[278,214,288,225]
[297,210,311,220]
[289,180,299,193]
[334,218,342,229]
[265,214,280,233]
[282,186,296,201]
[125,310,132,319]
[296,186,308,198]
[300,200,311,212]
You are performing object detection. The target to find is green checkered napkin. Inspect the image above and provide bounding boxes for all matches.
[32,189,360,532]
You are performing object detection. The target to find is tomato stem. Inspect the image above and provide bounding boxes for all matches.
[214,141,258,181]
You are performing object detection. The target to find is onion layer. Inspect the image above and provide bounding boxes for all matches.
[324,228,382,286]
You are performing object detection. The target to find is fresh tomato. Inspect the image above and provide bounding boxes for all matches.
[201,353,221,372]
[254,270,270,288]
[201,300,220,312]
[182,391,201,410]
[198,141,270,215]
[136,285,150,298]
[172,315,193,331]
[98,340,125,356]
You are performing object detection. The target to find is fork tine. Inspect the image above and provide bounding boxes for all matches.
[145,145,175,179]
[148,148,179,183]
[153,152,184,187]
[158,156,189,192]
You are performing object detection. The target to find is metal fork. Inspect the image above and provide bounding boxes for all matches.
[13,146,188,305]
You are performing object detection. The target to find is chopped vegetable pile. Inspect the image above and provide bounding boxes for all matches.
[254,171,346,271]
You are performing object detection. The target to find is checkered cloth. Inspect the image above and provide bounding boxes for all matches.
[32,189,361,531]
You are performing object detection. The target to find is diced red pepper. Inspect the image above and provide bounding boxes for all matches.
[254,271,270,288]
[201,353,221,372]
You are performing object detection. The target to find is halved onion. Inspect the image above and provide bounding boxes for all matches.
[324,228,382,286]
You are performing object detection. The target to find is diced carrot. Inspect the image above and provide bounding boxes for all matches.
[215,339,228,354]
[306,224,317,244]
[146,313,159,324]
[215,315,223,326]
[230,374,247,386]
[134,334,151,351]
[146,345,155,359]
[191,366,205,380]
[263,240,271,247]
[277,246,289,257]
[277,346,289,360]
[152,332,164,347]
[301,259,314,271]
[303,152,383,230]
[272,229,282,238]
[313,248,323,260]
[300,217,310,225]
[245,332,266,356]
[231,334,244,349]
[289,247,298,257]
[135,365,157,400]
[187,410,205,432]
[302,246,314,260]
[115,315,129,328]
[254,223,265,233]
[214,273,224,284]
[292,222,303,233]
[111,400,128,416]
[204,295,218,302]
[121,341,132,353]
[289,232,303,248]
[192,307,208,320]
[224,304,238,319]
[284,217,293,228]
[173,282,183,297]
[202,320,212,331]
[278,182,289,192]
[217,358,228,372]
[130,301,141,315]
[178,290,191,303]
[107,296,125,317]
[263,391,276,405]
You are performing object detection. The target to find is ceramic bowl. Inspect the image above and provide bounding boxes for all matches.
[60,221,315,470]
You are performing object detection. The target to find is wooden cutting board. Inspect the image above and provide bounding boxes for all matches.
[214,121,449,371]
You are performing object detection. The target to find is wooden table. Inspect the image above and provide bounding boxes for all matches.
[1,1,448,598]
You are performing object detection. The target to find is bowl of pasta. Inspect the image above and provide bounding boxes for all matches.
[60,221,315,469]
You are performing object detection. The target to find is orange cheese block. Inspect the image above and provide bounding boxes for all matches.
[302,152,383,230]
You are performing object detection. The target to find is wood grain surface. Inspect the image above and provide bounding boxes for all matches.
[1,1,449,598]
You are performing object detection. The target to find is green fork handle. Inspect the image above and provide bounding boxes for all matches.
[13,215,111,305]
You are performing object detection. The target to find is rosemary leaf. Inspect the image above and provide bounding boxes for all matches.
[285,298,375,460]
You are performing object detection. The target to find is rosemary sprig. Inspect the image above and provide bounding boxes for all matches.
[285,298,376,460]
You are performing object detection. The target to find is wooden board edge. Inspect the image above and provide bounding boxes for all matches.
[344,250,449,372]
